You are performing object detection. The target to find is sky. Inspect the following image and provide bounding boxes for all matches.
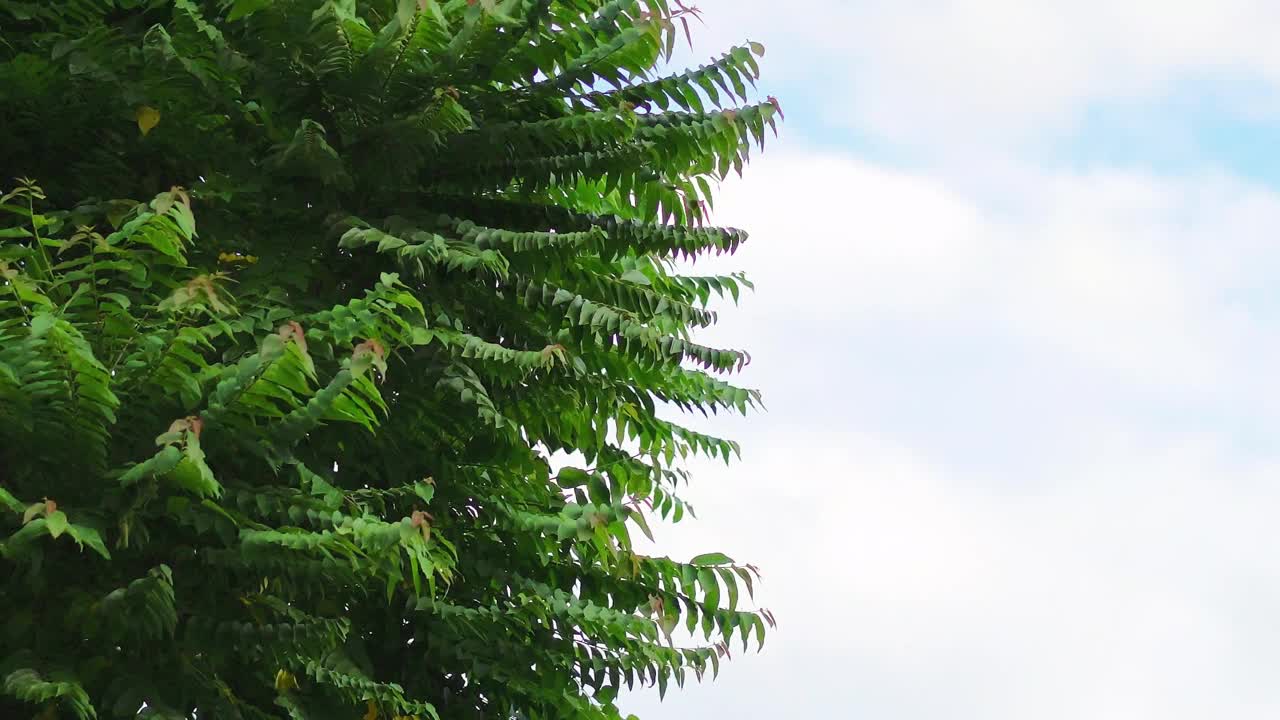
[623,2,1280,718]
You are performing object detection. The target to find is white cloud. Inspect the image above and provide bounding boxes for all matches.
[618,144,1280,718]
[625,429,1280,719]
[689,0,1280,152]
[698,148,1280,391]
[613,3,1280,718]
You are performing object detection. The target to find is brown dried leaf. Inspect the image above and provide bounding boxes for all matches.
[277,321,308,354]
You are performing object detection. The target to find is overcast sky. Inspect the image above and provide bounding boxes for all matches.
[622,2,1280,718]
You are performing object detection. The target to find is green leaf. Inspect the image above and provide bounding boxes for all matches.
[67,524,111,559]
[719,567,739,611]
[620,269,650,286]
[102,292,131,309]
[0,488,22,514]
[228,0,274,20]
[556,467,590,488]
[29,312,55,337]
[629,508,655,543]
[414,482,435,505]
[698,568,719,611]
[44,510,68,538]
[689,552,734,566]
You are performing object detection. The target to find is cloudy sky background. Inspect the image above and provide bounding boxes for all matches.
[622,2,1280,718]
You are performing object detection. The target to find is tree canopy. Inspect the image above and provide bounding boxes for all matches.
[0,1,780,718]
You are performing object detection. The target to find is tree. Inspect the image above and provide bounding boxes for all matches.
[0,1,780,718]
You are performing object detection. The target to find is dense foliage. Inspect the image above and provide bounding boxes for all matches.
[0,1,780,718]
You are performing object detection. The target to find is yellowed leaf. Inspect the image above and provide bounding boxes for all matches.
[136,105,161,136]
[274,669,298,691]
